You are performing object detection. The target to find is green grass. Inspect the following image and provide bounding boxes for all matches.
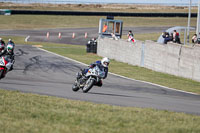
[1,89,200,133]
[2,36,200,94]
[0,15,197,30]
[0,3,198,13]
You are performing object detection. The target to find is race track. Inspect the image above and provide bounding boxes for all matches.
[0,45,200,115]
[0,27,168,45]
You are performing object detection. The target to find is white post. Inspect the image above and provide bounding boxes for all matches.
[187,0,192,44]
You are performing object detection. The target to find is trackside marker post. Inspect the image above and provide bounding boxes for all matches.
[25,36,30,42]
[72,33,75,38]
[46,32,49,38]
[85,32,88,38]
[58,32,61,39]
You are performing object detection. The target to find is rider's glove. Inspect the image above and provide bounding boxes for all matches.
[89,64,95,68]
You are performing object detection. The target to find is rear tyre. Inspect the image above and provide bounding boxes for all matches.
[82,79,94,93]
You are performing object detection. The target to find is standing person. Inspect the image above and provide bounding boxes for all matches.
[127,30,135,42]
[102,24,108,33]
[192,34,197,44]
[173,30,181,44]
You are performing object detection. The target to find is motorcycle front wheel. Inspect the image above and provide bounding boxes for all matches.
[82,79,95,93]
[0,69,4,79]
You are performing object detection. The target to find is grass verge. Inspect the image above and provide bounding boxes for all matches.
[1,89,200,133]
[0,15,197,30]
[2,36,200,94]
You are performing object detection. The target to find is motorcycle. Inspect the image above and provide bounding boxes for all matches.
[72,65,106,93]
[0,56,8,79]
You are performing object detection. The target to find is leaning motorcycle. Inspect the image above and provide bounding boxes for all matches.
[72,65,105,93]
[0,56,8,79]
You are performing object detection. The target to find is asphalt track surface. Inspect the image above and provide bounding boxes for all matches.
[0,45,200,115]
[0,27,168,45]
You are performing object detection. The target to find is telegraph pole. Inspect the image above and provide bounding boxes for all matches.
[187,0,192,44]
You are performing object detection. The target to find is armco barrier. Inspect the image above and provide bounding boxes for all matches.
[97,38,200,82]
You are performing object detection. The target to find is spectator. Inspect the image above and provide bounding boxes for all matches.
[192,34,197,44]
[102,24,108,33]
[127,30,135,42]
[197,33,200,44]
[173,30,181,44]
[169,33,173,41]
[162,32,171,44]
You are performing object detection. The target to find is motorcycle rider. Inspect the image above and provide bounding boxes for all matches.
[77,57,110,87]
[0,38,6,53]
[7,39,15,48]
[0,43,15,72]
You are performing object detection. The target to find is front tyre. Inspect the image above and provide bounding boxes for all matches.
[82,79,94,93]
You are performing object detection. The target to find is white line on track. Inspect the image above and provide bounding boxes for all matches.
[36,46,199,96]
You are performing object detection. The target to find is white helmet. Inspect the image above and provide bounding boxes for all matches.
[101,57,110,67]
[7,44,13,54]
[0,38,2,41]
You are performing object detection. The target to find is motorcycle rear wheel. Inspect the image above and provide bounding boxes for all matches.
[82,79,94,93]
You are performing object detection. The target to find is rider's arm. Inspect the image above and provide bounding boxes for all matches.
[89,63,96,68]
[0,50,6,57]
[89,61,100,68]
[103,68,108,79]
[11,54,15,61]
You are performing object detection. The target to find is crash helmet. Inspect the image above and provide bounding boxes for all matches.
[101,57,110,67]
[7,44,14,54]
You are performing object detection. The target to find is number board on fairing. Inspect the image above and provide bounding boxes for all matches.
[0,59,5,66]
